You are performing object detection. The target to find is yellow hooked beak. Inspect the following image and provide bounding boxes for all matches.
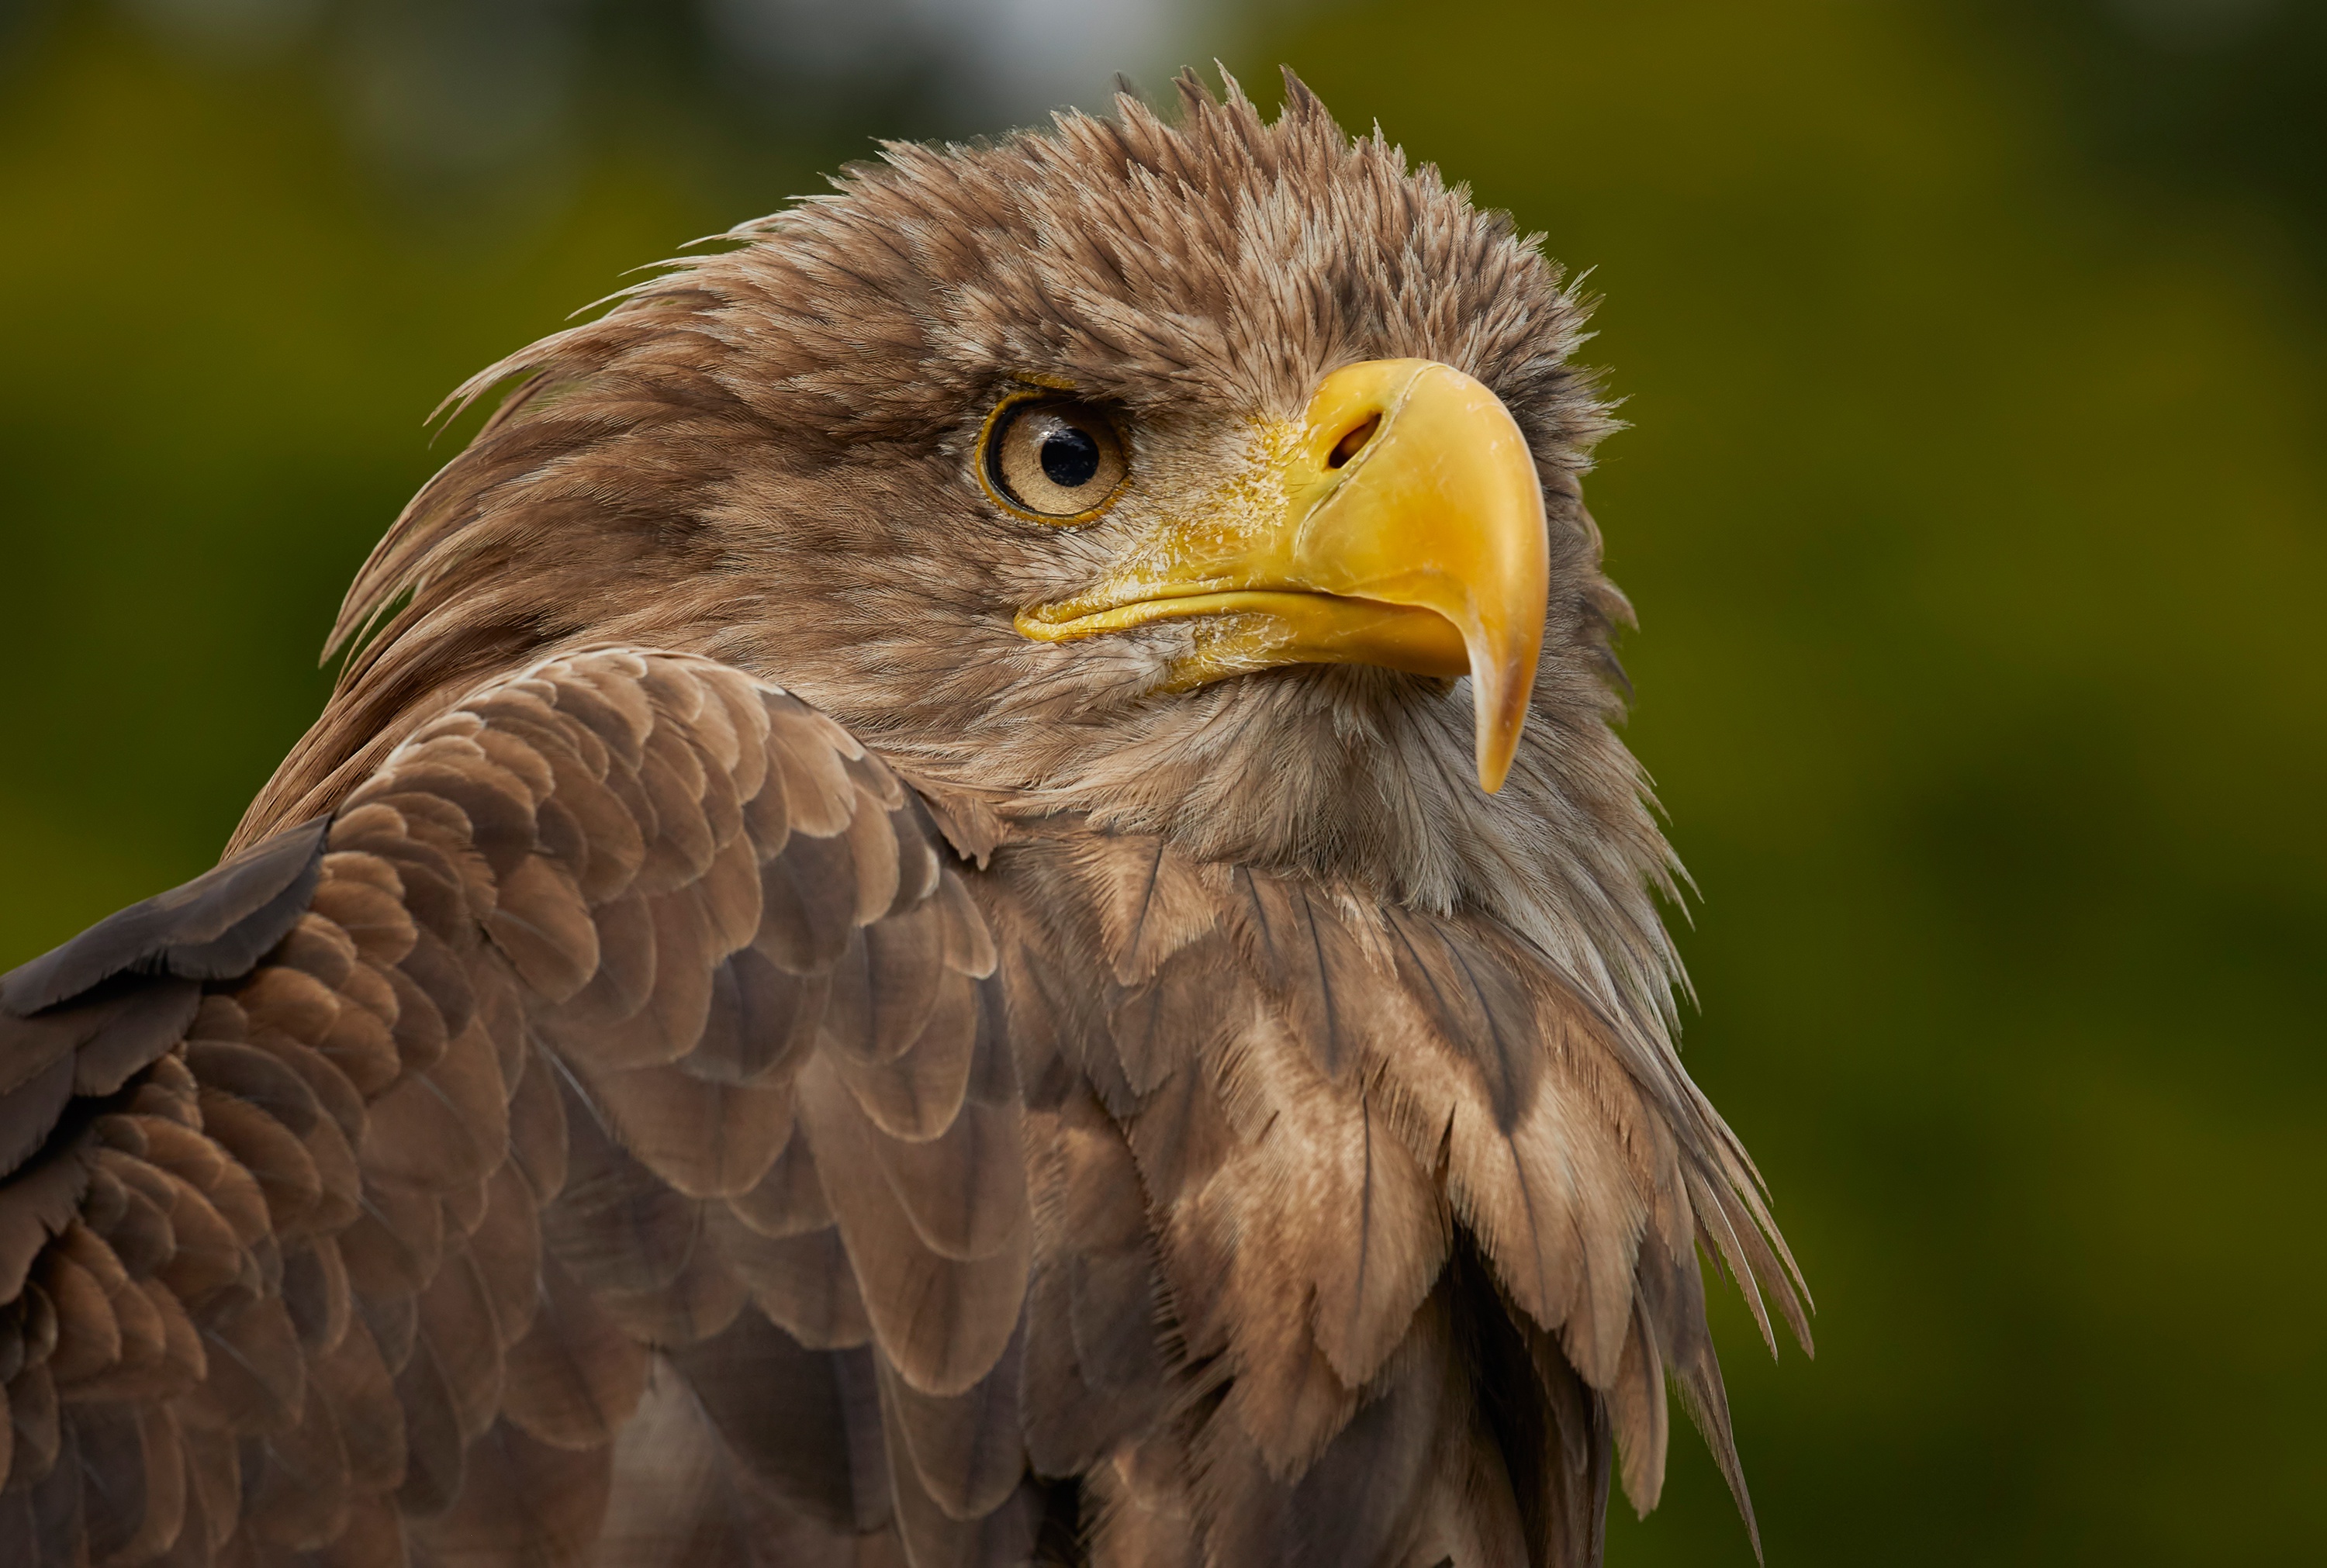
[1015,358,1551,792]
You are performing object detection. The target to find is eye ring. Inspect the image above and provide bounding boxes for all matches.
[975,390,1131,524]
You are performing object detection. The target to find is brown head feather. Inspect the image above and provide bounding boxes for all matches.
[235,68,1680,1055]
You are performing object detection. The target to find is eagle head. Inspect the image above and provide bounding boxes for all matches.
[247,69,1682,1030]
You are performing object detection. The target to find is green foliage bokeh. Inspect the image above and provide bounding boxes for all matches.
[2,2,2320,1560]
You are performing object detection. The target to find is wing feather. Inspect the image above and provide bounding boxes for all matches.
[795,1057,1029,1397]
[0,649,1029,1563]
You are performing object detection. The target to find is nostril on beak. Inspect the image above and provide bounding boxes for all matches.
[1326,413,1381,469]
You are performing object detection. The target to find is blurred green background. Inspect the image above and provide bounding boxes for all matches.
[2,0,2321,1561]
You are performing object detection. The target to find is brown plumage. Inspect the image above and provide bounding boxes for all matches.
[0,71,1806,1567]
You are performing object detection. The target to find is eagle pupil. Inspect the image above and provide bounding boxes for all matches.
[1041,427,1101,489]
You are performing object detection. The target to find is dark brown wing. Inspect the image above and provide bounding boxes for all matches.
[0,648,1031,1567]
[976,821,1807,1568]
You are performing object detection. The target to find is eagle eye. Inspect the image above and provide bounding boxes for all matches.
[979,395,1129,523]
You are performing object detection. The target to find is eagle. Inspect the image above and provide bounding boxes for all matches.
[0,70,1807,1568]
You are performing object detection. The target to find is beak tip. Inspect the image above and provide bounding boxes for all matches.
[1465,633,1539,797]
[1475,737,1515,794]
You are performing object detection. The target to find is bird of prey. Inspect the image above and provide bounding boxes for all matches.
[0,70,1807,1568]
